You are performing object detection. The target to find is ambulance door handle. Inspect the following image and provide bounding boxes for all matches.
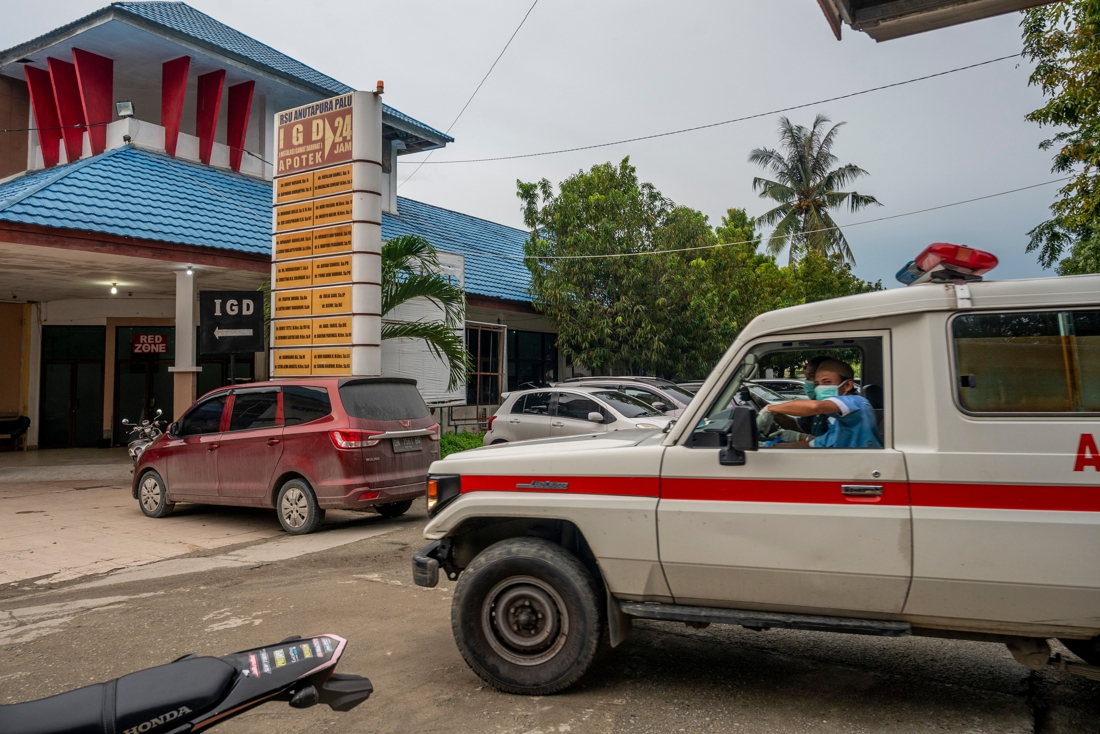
[842,484,882,497]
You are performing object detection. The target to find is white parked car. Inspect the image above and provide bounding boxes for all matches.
[483,387,671,445]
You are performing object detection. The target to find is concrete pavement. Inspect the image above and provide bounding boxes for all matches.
[0,448,395,585]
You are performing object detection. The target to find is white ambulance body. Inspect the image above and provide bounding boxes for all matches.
[413,249,1100,695]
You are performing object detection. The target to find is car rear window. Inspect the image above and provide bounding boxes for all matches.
[953,310,1100,413]
[284,385,332,426]
[338,381,430,421]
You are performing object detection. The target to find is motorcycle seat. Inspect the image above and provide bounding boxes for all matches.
[0,656,237,734]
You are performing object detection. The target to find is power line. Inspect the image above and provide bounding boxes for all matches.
[461,176,1071,261]
[403,53,1024,166]
[399,0,539,189]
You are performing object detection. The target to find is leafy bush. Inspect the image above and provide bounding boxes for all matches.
[440,431,485,458]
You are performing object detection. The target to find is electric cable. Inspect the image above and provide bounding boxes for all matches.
[403,53,1024,166]
[398,0,539,188]
[461,176,1072,260]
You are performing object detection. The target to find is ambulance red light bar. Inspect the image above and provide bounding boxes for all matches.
[895,243,998,286]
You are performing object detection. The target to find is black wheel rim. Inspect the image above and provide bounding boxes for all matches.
[481,575,569,666]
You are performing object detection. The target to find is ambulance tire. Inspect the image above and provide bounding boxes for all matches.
[452,537,602,695]
[1061,637,1100,666]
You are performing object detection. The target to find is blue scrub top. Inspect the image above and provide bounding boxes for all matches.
[809,395,882,449]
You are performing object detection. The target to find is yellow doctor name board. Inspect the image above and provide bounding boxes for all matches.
[270,92,382,376]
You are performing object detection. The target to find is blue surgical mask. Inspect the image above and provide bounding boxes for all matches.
[803,380,816,397]
[814,385,840,400]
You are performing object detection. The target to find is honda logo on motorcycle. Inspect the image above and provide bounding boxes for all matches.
[123,705,192,734]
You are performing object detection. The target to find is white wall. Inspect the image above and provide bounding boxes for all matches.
[39,298,174,325]
[381,251,465,406]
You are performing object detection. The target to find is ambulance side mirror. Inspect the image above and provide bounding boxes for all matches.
[704,407,758,466]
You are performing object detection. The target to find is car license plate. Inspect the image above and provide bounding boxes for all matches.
[392,436,422,453]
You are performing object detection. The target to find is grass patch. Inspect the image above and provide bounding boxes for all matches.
[440,431,485,458]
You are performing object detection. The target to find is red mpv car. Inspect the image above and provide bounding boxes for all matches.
[132,377,439,534]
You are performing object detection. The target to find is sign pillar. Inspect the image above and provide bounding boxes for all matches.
[271,91,382,377]
[169,269,200,418]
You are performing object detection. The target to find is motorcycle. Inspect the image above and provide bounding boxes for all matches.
[122,409,167,464]
[0,633,372,734]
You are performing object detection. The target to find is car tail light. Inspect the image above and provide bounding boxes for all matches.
[487,415,496,432]
[330,429,384,449]
[358,489,379,501]
[427,423,440,441]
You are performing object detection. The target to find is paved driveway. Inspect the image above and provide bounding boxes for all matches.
[0,448,385,586]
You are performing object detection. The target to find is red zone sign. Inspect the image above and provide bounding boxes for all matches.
[132,333,168,355]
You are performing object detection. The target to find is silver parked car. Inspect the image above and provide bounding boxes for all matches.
[483,387,671,445]
[557,376,694,417]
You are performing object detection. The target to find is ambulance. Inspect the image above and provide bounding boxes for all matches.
[412,244,1100,695]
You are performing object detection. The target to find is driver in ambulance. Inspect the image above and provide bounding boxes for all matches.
[760,358,881,449]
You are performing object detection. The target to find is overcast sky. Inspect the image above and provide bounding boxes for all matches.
[4,0,1060,285]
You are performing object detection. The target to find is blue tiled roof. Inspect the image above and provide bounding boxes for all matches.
[0,147,532,302]
[385,198,532,303]
[0,146,270,254]
[0,2,451,145]
[114,2,353,96]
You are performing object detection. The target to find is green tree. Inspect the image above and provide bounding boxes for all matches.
[518,158,672,374]
[1022,1,1100,274]
[750,115,880,265]
[380,235,469,389]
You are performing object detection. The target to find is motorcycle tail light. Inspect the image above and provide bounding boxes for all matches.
[330,429,384,449]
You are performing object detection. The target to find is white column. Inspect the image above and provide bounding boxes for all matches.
[169,270,201,418]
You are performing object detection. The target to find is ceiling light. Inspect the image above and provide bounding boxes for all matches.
[110,283,118,295]
[186,266,193,275]
[115,101,135,118]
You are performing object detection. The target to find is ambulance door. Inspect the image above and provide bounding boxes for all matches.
[903,309,1100,630]
[658,331,913,614]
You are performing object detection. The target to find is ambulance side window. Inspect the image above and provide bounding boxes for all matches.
[692,336,887,449]
[953,310,1100,413]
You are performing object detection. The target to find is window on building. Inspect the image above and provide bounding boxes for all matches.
[467,324,506,406]
[507,330,558,391]
[953,310,1100,413]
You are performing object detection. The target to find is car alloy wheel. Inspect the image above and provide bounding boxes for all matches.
[481,575,569,666]
[139,475,162,514]
[137,470,174,518]
[280,486,309,529]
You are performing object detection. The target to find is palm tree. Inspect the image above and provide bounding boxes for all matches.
[381,234,470,390]
[749,115,880,264]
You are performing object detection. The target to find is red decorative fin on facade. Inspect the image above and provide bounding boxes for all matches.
[161,56,190,158]
[72,48,113,156]
[226,80,254,172]
[24,66,61,169]
[47,58,86,164]
[196,70,225,165]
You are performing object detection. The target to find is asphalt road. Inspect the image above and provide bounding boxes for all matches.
[2,503,1098,734]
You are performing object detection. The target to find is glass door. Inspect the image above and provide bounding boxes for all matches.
[114,327,175,444]
[39,326,105,449]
